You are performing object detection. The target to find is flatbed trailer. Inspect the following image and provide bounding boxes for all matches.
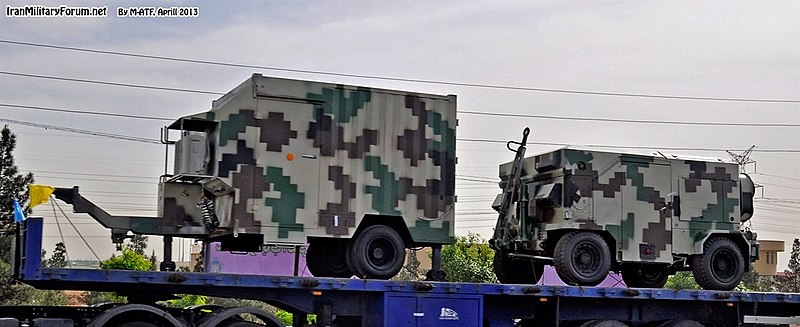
[4,218,800,327]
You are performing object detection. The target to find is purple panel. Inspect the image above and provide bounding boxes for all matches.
[539,266,627,287]
[206,242,313,277]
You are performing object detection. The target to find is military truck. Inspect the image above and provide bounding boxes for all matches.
[489,129,758,290]
[55,74,457,280]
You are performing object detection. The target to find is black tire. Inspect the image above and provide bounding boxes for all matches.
[348,225,405,279]
[553,231,611,286]
[306,241,353,278]
[620,264,669,288]
[493,253,544,284]
[656,320,704,327]
[579,320,628,327]
[117,323,158,327]
[692,237,745,291]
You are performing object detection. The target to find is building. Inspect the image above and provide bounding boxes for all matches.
[754,240,785,276]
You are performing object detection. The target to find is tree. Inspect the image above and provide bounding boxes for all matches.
[0,126,69,304]
[775,238,800,293]
[741,265,776,292]
[101,248,153,271]
[149,250,158,271]
[789,238,800,273]
[1,125,35,261]
[392,249,425,281]
[665,272,701,290]
[83,247,154,304]
[128,234,148,256]
[48,242,68,268]
[441,233,497,283]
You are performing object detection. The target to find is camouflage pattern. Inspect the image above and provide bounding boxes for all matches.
[162,74,456,246]
[496,147,754,264]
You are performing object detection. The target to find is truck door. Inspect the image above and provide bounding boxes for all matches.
[620,161,672,263]
[673,174,738,254]
[255,99,320,243]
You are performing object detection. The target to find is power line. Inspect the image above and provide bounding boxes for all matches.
[0,71,223,95]
[52,196,102,261]
[0,103,173,121]
[754,172,800,182]
[461,111,800,127]
[28,170,153,180]
[2,39,799,103]
[10,111,799,153]
[0,117,162,144]
[457,138,800,153]
[2,74,798,151]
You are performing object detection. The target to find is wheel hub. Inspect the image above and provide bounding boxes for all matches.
[574,243,600,273]
[711,249,736,281]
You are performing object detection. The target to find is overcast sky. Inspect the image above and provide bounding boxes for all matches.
[1,1,798,270]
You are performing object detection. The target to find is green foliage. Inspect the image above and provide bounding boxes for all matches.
[101,248,153,271]
[274,310,292,325]
[275,310,316,326]
[441,233,498,283]
[0,260,69,305]
[789,238,800,273]
[665,271,701,290]
[0,125,34,234]
[741,265,777,292]
[775,238,800,293]
[82,291,127,305]
[0,125,50,305]
[167,294,207,308]
[206,298,297,324]
[149,251,158,271]
[194,242,205,272]
[48,242,68,268]
[128,234,148,256]
[392,249,425,281]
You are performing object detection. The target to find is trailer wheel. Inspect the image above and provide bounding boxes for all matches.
[553,231,611,286]
[656,320,704,327]
[348,225,405,279]
[493,253,544,284]
[620,264,669,288]
[579,320,628,327]
[692,237,745,291]
[306,240,353,278]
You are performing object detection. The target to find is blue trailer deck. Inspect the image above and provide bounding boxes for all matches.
[8,218,800,327]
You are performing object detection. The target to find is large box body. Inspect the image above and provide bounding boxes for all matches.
[499,148,751,263]
[165,74,456,246]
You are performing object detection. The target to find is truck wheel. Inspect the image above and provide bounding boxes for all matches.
[692,237,745,291]
[348,225,405,279]
[579,320,628,327]
[657,320,704,327]
[621,264,669,288]
[553,231,611,286]
[493,253,544,284]
[306,241,353,278]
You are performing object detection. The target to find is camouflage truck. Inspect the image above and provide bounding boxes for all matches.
[490,132,758,291]
[56,74,457,280]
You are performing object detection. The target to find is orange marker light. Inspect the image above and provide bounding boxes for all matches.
[539,298,548,302]
[312,291,323,296]
[287,153,295,161]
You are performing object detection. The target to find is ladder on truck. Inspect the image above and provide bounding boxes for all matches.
[490,127,530,251]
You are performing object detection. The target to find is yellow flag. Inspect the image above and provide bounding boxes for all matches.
[29,184,55,209]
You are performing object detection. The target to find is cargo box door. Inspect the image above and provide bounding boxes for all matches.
[620,162,672,262]
[255,99,321,242]
[677,178,730,223]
